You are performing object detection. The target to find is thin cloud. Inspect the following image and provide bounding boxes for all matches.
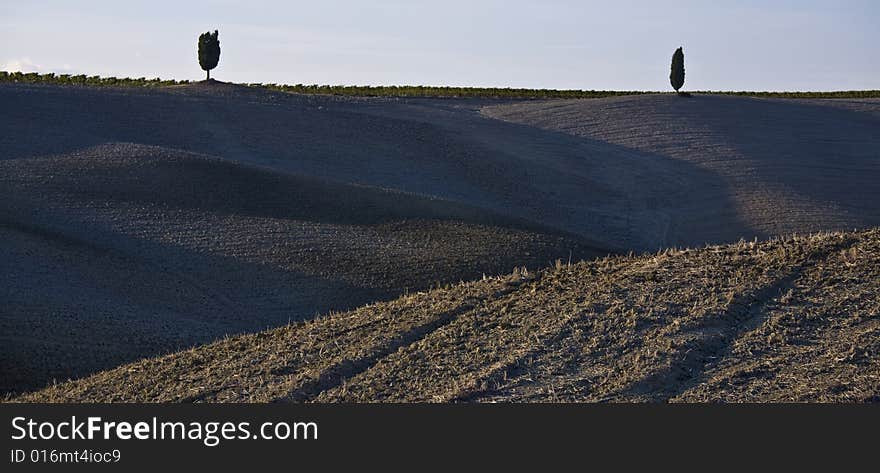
[1,57,41,72]
[1,58,78,74]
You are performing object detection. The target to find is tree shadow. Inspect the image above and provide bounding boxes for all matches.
[614,236,857,401]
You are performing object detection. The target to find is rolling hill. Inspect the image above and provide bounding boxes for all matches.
[5,82,880,251]
[15,229,879,402]
[2,81,879,399]
[483,94,880,248]
[0,142,598,394]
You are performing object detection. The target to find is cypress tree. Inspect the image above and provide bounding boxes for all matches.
[670,47,685,92]
[198,30,221,80]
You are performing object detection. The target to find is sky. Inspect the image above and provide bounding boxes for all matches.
[2,0,878,91]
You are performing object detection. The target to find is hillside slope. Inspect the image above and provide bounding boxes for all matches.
[483,94,880,248]
[7,84,880,253]
[3,82,880,398]
[16,229,879,403]
[0,143,599,393]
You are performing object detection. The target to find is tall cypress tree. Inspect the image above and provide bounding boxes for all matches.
[670,47,685,92]
[198,30,221,80]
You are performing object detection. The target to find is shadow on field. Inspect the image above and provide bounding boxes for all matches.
[614,236,858,401]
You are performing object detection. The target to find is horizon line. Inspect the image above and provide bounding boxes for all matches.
[2,70,878,95]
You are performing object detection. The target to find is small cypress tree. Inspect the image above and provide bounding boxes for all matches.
[198,30,221,80]
[670,46,685,92]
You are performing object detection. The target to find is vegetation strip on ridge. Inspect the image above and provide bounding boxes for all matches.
[2,71,878,99]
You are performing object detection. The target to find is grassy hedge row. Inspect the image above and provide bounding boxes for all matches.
[700,90,880,99]
[2,71,878,99]
[0,71,189,87]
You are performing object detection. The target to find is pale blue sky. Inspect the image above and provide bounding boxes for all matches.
[2,0,877,90]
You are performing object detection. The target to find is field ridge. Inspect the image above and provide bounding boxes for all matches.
[3,71,878,99]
